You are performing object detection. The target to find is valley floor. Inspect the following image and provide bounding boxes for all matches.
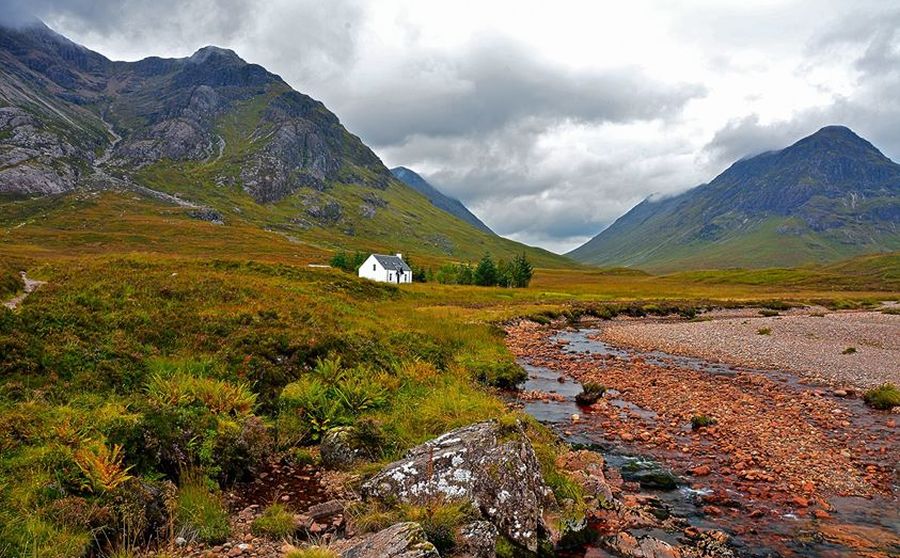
[600,307,900,390]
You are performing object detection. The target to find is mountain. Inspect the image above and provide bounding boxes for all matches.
[0,20,569,266]
[390,167,495,235]
[568,126,900,271]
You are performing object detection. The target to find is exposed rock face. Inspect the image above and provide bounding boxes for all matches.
[336,522,439,558]
[606,532,681,558]
[362,421,553,552]
[0,21,393,202]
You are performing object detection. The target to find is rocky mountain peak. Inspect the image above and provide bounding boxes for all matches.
[188,45,245,65]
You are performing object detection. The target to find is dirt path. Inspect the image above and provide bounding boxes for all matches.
[601,309,899,390]
[3,271,45,310]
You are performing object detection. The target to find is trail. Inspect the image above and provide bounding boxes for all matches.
[3,272,46,310]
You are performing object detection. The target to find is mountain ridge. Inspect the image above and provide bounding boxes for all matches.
[0,20,571,266]
[568,125,900,271]
[390,166,495,235]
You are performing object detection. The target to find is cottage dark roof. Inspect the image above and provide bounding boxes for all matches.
[371,254,411,272]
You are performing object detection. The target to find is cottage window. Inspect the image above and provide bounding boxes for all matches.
[373,264,376,271]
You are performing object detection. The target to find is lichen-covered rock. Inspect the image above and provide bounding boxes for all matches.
[456,521,498,558]
[336,522,439,558]
[362,421,553,552]
[320,427,364,470]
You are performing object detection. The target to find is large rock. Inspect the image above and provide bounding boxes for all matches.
[336,522,439,558]
[456,521,498,558]
[320,427,365,470]
[362,421,553,552]
[556,450,615,505]
[606,532,681,558]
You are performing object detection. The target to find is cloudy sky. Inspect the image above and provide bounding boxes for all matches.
[9,0,900,252]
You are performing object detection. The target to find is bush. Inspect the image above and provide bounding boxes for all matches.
[329,251,367,273]
[757,327,771,335]
[176,472,230,544]
[471,360,527,389]
[691,415,717,430]
[251,503,296,538]
[575,383,606,406]
[842,347,857,355]
[863,383,900,410]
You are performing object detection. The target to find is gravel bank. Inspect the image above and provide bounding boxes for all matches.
[600,310,899,390]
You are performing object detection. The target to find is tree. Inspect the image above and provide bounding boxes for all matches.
[456,263,474,285]
[474,253,498,286]
[496,259,514,288]
[511,252,534,288]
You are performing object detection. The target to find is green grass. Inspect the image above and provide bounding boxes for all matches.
[176,472,230,544]
[863,383,900,410]
[285,547,339,558]
[251,503,296,538]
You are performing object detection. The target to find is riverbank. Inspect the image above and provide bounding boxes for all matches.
[600,308,899,390]
[506,319,899,557]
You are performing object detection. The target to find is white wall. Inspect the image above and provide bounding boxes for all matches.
[358,255,412,283]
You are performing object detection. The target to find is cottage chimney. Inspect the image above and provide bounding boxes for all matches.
[396,253,403,260]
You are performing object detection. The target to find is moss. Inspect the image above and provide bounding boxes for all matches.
[691,414,717,430]
[176,472,230,544]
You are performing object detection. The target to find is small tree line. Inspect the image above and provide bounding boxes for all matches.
[329,250,533,288]
[435,253,533,287]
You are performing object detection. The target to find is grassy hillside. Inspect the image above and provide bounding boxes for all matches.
[1,203,897,556]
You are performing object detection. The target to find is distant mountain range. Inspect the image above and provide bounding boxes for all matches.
[0,20,568,265]
[390,167,494,235]
[568,126,900,270]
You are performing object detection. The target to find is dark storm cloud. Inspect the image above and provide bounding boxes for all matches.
[337,36,706,147]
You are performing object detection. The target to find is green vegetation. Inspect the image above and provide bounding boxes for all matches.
[436,253,535,287]
[575,383,606,406]
[348,500,477,555]
[176,472,230,544]
[329,251,367,273]
[0,188,897,556]
[251,503,296,538]
[863,383,900,410]
[757,327,772,335]
[285,547,339,558]
[691,415,718,430]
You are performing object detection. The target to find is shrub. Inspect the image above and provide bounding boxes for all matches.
[402,502,477,555]
[73,439,133,493]
[842,347,857,355]
[176,472,230,544]
[471,360,527,389]
[575,383,606,406]
[758,309,780,317]
[691,415,717,430]
[757,327,771,335]
[251,503,296,538]
[863,383,900,410]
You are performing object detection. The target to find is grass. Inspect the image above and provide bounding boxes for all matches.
[347,500,476,555]
[251,503,296,538]
[176,472,230,544]
[0,189,897,555]
[575,383,606,406]
[863,383,900,410]
[757,327,772,335]
[285,548,339,558]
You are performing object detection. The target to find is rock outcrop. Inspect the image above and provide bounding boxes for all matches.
[362,420,553,552]
[335,522,439,558]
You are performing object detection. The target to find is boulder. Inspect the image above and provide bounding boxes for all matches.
[321,427,365,469]
[456,521,498,558]
[362,421,553,552]
[336,522,439,558]
[556,450,615,505]
[606,532,681,558]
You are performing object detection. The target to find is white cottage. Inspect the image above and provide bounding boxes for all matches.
[359,253,412,284]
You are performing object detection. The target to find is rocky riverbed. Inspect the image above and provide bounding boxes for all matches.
[506,317,899,557]
[600,308,899,390]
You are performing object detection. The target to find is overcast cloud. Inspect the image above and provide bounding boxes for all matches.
[6,0,900,252]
